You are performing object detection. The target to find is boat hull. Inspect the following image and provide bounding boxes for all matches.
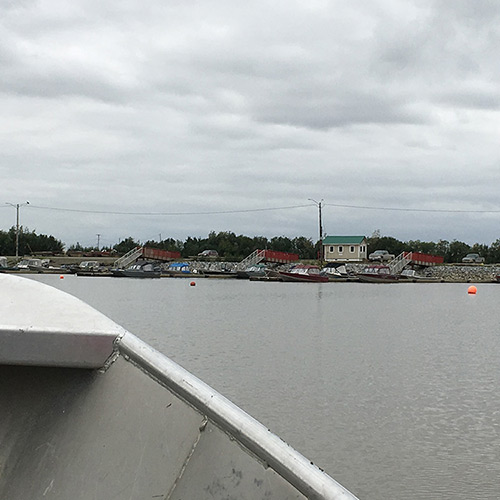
[111,269,161,278]
[0,273,359,500]
[357,274,399,283]
[278,272,329,283]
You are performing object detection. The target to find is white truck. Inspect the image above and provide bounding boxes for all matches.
[461,253,485,263]
[368,249,395,262]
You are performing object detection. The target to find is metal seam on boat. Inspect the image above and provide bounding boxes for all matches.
[164,417,205,500]
[117,331,359,500]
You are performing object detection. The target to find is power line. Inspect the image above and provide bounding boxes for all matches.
[324,203,500,214]
[9,202,500,216]
[26,204,312,216]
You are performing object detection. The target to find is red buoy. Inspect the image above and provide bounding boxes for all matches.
[468,285,477,295]
[190,281,196,286]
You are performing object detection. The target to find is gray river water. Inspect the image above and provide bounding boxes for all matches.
[28,275,500,499]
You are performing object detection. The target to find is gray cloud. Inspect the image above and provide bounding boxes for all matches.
[1,0,499,247]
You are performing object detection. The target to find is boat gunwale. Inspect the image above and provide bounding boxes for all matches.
[117,332,359,500]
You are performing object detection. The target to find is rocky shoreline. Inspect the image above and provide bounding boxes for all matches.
[4,255,500,283]
[419,264,500,283]
[346,263,500,283]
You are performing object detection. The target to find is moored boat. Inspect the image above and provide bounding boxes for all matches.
[70,260,101,275]
[321,263,353,281]
[111,260,161,278]
[75,261,111,277]
[29,261,67,274]
[357,264,399,283]
[278,264,329,283]
[399,269,441,283]
[236,263,269,279]
[0,257,18,273]
[163,262,196,277]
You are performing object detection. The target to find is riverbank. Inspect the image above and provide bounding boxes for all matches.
[346,263,500,283]
[422,264,500,283]
[3,255,500,282]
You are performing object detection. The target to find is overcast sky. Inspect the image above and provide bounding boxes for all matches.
[1,0,499,249]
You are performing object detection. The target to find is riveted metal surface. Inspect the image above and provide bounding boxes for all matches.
[0,273,359,500]
[119,333,359,500]
[169,420,306,499]
[0,358,204,499]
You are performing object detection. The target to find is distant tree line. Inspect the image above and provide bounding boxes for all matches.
[0,227,64,255]
[112,231,500,263]
[3,226,500,263]
[142,231,319,260]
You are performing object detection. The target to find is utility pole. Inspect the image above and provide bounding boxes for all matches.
[96,234,101,251]
[5,201,29,258]
[309,198,324,262]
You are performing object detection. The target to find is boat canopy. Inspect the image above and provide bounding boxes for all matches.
[168,262,190,269]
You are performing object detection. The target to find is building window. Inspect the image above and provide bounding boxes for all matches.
[350,246,355,253]
[338,246,343,254]
[329,246,334,252]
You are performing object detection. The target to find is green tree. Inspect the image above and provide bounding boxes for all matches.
[366,235,405,256]
[183,236,203,257]
[405,240,439,255]
[434,239,450,258]
[0,230,14,255]
[0,227,63,255]
[144,238,183,253]
[291,236,316,259]
[270,236,293,253]
[113,237,140,255]
[487,239,500,263]
[446,240,471,263]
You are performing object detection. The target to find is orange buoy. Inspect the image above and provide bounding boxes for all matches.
[468,285,477,294]
[190,281,196,286]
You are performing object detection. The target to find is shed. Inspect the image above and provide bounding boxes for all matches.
[322,236,367,262]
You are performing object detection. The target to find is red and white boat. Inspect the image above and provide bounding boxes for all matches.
[277,264,329,283]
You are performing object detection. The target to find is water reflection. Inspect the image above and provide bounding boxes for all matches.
[27,275,500,500]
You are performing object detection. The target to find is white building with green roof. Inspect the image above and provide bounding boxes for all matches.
[322,236,367,262]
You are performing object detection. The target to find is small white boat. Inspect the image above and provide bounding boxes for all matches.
[321,263,350,281]
[399,269,441,282]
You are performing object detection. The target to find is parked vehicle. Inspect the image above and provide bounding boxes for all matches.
[368,250,395,262]
[198,249,219,258]
[462,253,485,263]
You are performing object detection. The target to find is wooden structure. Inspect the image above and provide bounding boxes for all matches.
[322,236,367,262]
